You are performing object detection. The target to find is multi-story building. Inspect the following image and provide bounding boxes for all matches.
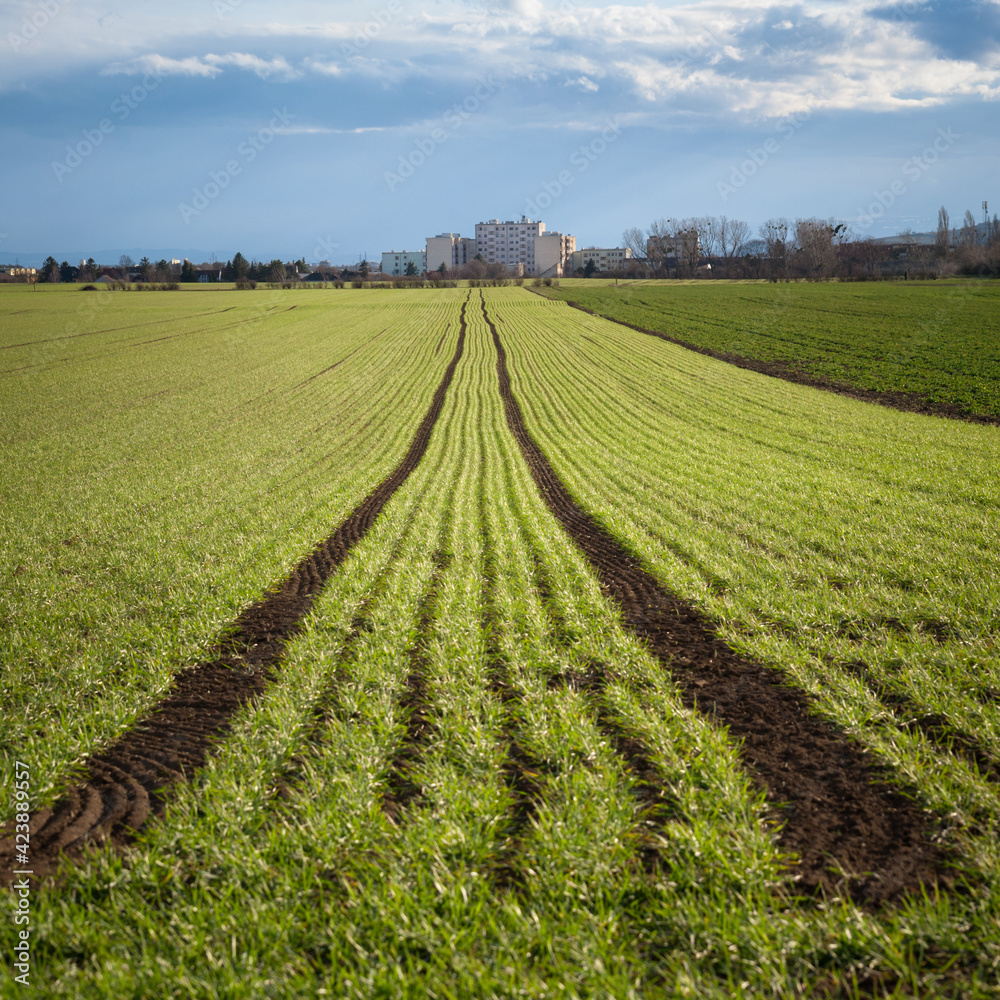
[646,229,699,268]
[534,231,576,278]
[425,234,476,273]
[570,247,632,273]
[474,217,545,272]
[425,218,575,277]
[381,250,427,276]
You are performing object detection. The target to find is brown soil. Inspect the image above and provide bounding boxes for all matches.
[551,294,1000,426]
[483,294,952,906]
[0,295,470,886]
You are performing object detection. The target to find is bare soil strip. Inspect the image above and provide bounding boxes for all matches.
[546,292,1000,426]
[483,294,951,905]
[0,299,469,886]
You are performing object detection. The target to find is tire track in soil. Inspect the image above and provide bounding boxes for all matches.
[482,293,951,906]
[527,289,1000,426]
[0,294,471,886]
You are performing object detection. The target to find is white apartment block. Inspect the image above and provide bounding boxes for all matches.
[425,233,477,273]
[570,247,632,272]
[424,218,576,277]
[471,217,575,277]
[475,217,544,272]
[381,250,427,276]
[534,231,576,278]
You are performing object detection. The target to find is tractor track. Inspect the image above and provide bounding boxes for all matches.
[0,294,470,886]
[482,293,951,906]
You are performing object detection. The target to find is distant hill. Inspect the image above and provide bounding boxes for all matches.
[873,221,992,246]
[0,249,225,269]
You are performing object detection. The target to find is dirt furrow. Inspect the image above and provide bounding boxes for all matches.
[483,293,951,905]
[0,296,470,885]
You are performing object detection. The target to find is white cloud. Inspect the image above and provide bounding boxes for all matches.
[101,52,300,80]
[5,0,1000,117]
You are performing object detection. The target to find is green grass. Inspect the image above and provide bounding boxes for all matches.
[0,286,463,806]
[2,287,999,996]
[534,279,1000,418]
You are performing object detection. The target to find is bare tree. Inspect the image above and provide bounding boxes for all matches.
[645,218,675,272]
[711,216,751,277]
[621,226,647,262]
[935,206,951,257]
[726,218,748,255]
[960,209,978,247]
[794,217,846,279]
[760,218,790,280]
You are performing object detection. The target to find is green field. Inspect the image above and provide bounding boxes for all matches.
[534,279,1000,420]
[1,285,999,997]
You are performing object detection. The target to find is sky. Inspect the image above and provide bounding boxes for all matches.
[1,0,999,266]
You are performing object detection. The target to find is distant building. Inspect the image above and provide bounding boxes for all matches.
[570,247,631,273]
[534,231,576,278]
[425,233,477,273]
[195,263,224,282]
[475,217,545,273]
[381,250,427,276]
[424,218,575,277]
[647,230,699,268]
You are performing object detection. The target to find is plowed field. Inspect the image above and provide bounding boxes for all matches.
[1,285,998,998]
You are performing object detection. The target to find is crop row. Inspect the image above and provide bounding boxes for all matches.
[537,280,1000,420]
[2,288,999,995]
[0,290,464,807]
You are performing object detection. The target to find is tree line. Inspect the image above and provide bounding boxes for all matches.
[621,208,1000,280]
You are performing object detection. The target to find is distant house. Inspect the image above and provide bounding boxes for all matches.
[195,263,224,282]
[0,265,38,281]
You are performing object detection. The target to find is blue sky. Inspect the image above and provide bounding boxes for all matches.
[2,0,998,265]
